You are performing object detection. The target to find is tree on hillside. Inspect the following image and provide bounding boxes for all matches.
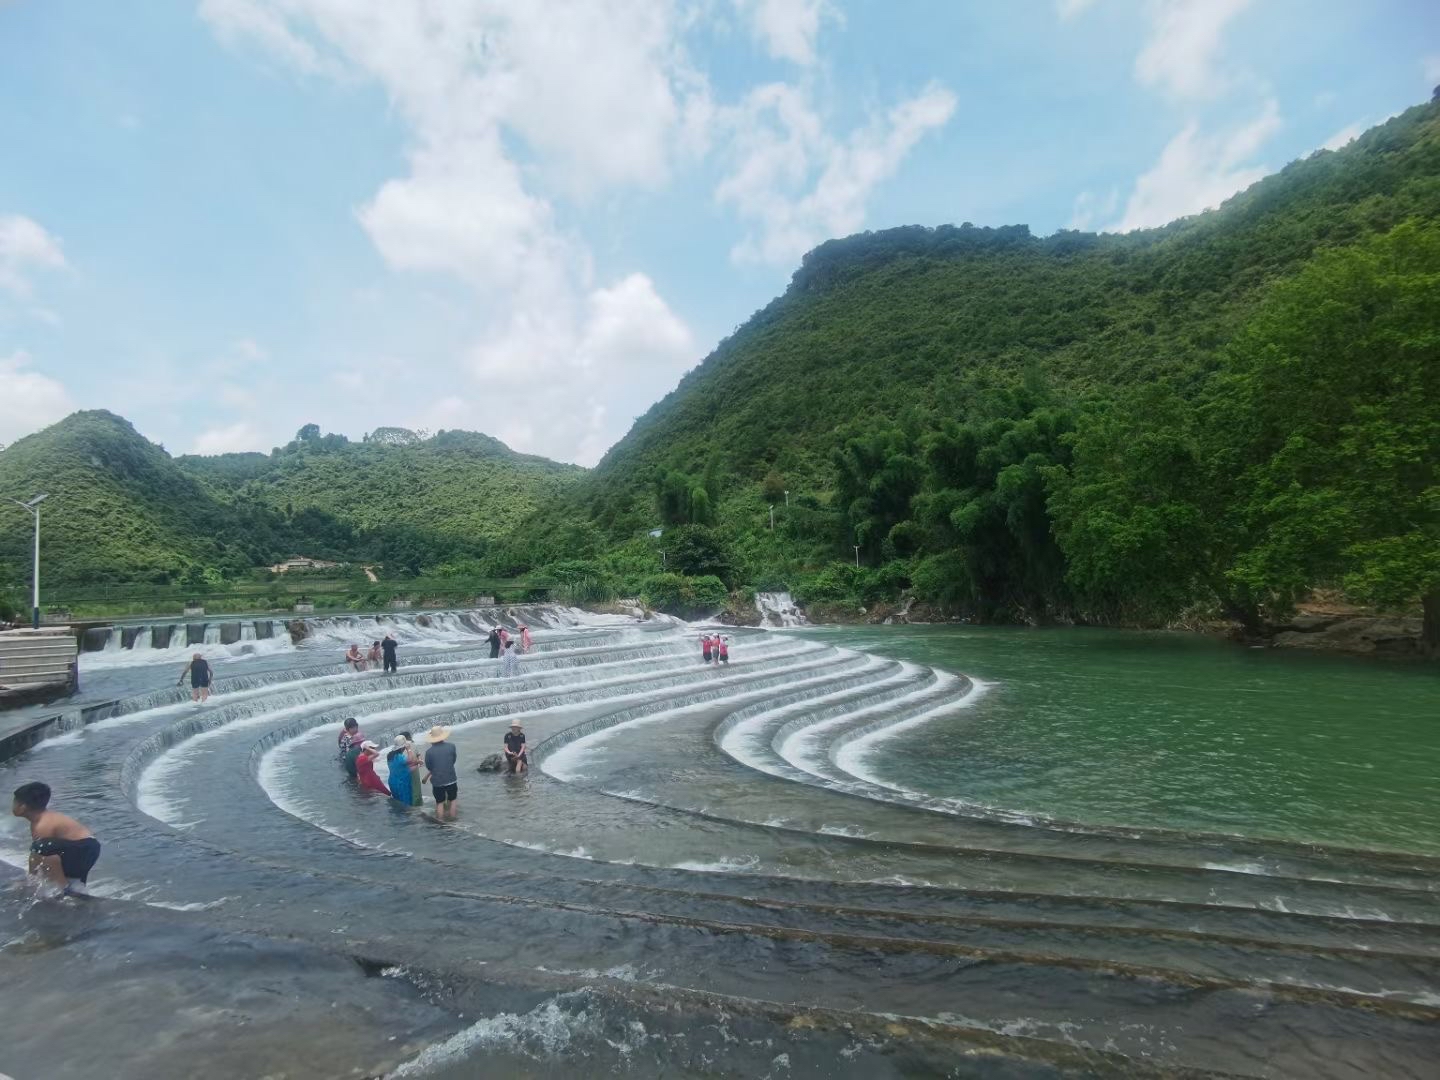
[762,469,786,504]
[1220,220,1440,650]
[364,427,423,447]
[832,426,925,561]
[1054,220,1440,645]
[662,525,736,584]
[689,485,714,525]
[1049,387,1263,630]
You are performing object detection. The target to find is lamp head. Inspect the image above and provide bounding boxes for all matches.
[24,493,48,508]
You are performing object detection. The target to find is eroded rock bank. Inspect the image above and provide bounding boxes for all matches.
[1266,613,1428,657]
[699,593,1435,661]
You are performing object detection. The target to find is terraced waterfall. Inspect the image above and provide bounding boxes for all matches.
[2,612,1438,1078]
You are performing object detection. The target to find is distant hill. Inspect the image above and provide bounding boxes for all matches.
[521,98,1438,643]
[565,99,1440,541]
[177,426,582,545]
[0,412,583,588]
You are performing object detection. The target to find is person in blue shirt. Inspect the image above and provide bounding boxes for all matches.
[386,736,414,805]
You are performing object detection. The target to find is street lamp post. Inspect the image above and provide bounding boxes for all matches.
[769,505,775,530]
[784,490,789,507]
[10,493,48,629]
[853,544,860,569]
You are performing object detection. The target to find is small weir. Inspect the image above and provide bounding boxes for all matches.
[2,609,1438,1078]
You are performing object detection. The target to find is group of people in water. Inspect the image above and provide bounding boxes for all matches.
[345,633,399,673]
[337,715,529,820]
[700,633,731,664]
[487,624,531,677]
[12,618,546,896]
[331,621,541,818]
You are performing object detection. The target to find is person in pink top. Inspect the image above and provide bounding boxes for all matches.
[354,741,391,795]
[519,624,533,653]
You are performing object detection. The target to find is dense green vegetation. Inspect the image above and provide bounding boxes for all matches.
[519,99,1440,648]
[3,99,1436,648]
[0,412,581,598]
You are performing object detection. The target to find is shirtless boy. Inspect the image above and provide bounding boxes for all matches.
[12,782,101,895]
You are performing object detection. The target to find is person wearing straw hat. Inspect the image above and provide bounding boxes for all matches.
[423,724,459,820]
[502,720,527,775]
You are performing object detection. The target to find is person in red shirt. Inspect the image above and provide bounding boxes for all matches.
[718,636,730,664]
[354,741,391,795]
[701,634,712,663]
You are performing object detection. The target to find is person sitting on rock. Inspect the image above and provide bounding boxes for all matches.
[503,720,528,775]
[345,643,366,671]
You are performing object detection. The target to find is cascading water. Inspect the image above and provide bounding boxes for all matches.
[755,590,806,627]
[5,610,1439,1079]
[73,607,577,670]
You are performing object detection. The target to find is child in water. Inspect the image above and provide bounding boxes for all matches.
[12,781,101,896]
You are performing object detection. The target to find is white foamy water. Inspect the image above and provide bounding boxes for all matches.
[79,629,297,670]
[755,591,806,627]
[388,990,641,1077]
[830,677,989,789]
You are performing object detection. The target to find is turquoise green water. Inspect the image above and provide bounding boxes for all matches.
[800,625,1440,856]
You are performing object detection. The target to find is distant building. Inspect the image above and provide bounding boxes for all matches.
[269,556,341,574]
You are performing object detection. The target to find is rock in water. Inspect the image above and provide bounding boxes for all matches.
[476,753,504,773]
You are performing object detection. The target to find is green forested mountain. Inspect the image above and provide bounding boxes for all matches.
[177,425,581,550]
[521,98,1439,646]
[4,99,1437,646]
[0,412,582,589]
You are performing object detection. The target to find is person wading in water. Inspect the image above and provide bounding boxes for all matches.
[13,782,101,896]
[423,725,459,821]
[177,652,214,704]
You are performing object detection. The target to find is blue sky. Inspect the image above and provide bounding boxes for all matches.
[1,0,1436,464]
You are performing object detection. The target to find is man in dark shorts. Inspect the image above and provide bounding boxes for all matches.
[423,725,459,820]
[503,720,528,774]
[13,781,101,895]
[178,652,214,704]
[381,633,399,674]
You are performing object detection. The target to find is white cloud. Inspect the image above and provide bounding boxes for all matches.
[0,351,75,446]
[1110,98,1280,231]
[718,81,956,264]
[233,338,267,361]
[199,1,947,462]
[218,383,257,410]
[1068,188,1119,231]
[197,0,330,74]
[1319,121,1364,152]
[733,0,832,65]
[1135,0,1253,101]
[0,215,66,299]
[189,421,268,455]
[468,272,696,464]
[1056,0,1098,18]
[198,1,710,464]
[1425,54,1440,87]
